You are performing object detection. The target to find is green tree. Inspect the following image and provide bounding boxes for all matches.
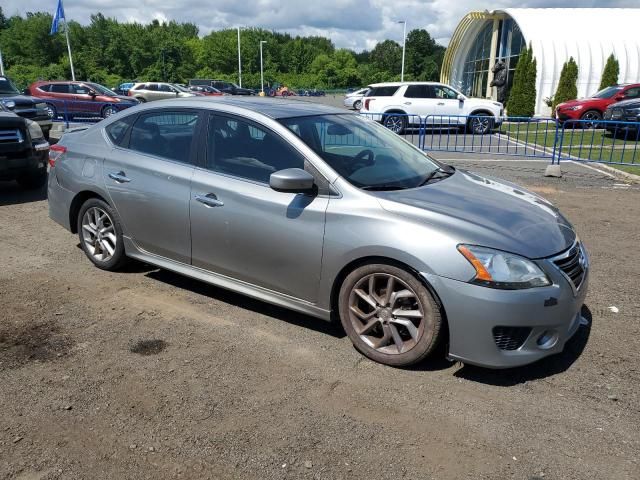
[405,29,445,81]
[507,44,536,117]
[598,54,619,90]
[370,40,401,76]
[552,57,578,110]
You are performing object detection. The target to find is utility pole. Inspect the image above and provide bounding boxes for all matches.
[260,40,267,94]
[0,48,5,76]
[237,27,242,87]
[398,20,407,82]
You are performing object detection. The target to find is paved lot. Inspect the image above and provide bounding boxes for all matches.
[1,107,640,479]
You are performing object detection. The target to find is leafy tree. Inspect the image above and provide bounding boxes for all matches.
[552,57,578,110]
[405,29,445,81]
[598,54,619,90]
[370,40,401,77]
[507,44,536,117]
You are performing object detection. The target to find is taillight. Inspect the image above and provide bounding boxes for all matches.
[364,98,373,110]
[48,144,67,168]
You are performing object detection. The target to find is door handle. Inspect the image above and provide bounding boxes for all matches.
[108,171,131,183]
[437,102,445,106]
[195,193,224,208]
[404,102,412,105]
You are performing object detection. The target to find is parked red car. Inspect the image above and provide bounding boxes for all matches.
[187,85,225,96]
[27,80,138,120]
[555,83,640,125]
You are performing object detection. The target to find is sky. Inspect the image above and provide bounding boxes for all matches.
[1,0,637,51]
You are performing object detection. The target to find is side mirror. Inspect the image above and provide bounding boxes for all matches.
[270,168,315,193]
[457,93,466,102]
[89,91,97,98]
[614,94,625,101]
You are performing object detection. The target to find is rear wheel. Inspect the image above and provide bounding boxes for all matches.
[338,263,443,367]
[77,198,128,271]
[382,113,407,135]
[580,110,602,129]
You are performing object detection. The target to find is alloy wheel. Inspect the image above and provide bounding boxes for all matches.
[383,115,405,134]
[347,273,425,355]
[581,111,601,129]
[44,104,56,119]
[354,100,362,110]
[81,207,117,262]
[103,106,117,118]
[471,116,490,134]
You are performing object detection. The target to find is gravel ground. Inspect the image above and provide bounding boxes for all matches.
[1,110,640,479]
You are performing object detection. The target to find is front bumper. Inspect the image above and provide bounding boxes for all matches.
[423,255,589,369]
[0,143,48,181]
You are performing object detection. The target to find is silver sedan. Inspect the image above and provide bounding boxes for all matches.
[343,88,369,110]
[47,97,588,368]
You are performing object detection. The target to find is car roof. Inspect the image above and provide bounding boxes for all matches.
[367,81,442,87]
[138,96,346,119]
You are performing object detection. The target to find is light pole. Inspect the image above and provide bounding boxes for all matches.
[260,40,267,94]
[237,27,242,87]
[0,48,4,76]
[398,20,407,82]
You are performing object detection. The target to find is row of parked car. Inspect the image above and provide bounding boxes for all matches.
[344,81,640,135]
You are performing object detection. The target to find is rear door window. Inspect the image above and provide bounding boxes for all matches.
[129,111,199,164]
[50,84,70,94]
[404,85,433,98]
[366,86,399,97]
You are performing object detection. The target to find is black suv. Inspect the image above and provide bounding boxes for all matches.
[604,98,640,135]
[189,79,254,95]
[0,76,53,139]
[0,102,50,189]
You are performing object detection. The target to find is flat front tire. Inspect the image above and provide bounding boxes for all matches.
[338,263,443,367]
[77,198,128,271]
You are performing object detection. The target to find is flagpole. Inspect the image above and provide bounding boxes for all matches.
[63,16,75,81]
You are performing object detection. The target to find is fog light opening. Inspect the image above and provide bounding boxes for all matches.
[536,330,559,350]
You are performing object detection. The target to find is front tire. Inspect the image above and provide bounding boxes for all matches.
[338,263,443,367]
[468,114,494,135]
[77,198,128,271]
[580,110,602,129]
[44,103,57,119]
[102,105,118,118]
[353,99,362,110]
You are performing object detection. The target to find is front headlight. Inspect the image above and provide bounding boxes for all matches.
[26,119,44,141]
[457,245,551,289]
[623,107,640,115]
[566,105,583,111]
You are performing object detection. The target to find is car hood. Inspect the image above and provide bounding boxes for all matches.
[557,97,604,109]
[375,170,575,259]
[0,111,25,126]
[0,94,40,107]
[607,98,640,109]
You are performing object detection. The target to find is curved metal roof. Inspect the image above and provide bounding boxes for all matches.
[442,8,640,115]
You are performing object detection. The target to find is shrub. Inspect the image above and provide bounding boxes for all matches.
[552,57,578,110]
[598,54,619,90]
[507,44,536,117]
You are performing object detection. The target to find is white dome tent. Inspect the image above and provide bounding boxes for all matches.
[441,8,640,116]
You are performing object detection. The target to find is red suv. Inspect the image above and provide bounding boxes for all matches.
[555,84,640,125]
[27,81,138,120]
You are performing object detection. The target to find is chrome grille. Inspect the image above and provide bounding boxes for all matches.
[492,326,531,351]
[552,242,586,291]
[0,128,24,144]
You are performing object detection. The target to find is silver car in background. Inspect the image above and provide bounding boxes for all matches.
[343,88,369,110]
[47,97,588,369]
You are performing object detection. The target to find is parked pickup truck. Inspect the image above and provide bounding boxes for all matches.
[0,103,50,189]
[0,76,53,139]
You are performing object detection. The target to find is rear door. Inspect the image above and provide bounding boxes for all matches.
[189,113,328,302]
[403,85,437,120]
[103,109,201,263]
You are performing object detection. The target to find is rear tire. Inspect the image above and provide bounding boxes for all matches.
[77,198,128,271]
[338,263,443,367]
[382,113,407,135]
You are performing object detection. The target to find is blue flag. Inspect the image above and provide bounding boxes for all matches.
[50,0,65,35]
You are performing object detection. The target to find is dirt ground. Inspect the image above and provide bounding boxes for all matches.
[1,155,640,480]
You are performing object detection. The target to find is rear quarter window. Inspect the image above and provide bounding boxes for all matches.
[366,86,399,97]
[106,116,134,146]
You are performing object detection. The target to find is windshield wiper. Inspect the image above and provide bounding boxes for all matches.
[417,165,455,187]
[360,184,410,191]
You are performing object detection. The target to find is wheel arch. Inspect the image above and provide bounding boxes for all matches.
[69,190,110,234]
[329,256,449,338]
[468,109,494,117]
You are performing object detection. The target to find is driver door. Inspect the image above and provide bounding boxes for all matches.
[190,114,329,302]
[433,85,464,123]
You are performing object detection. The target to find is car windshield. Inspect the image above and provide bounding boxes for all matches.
[87,83,118,96]
[279,114,446,190]
[173,84,190,93]
[592,86,623,99]
[0,77,20,95]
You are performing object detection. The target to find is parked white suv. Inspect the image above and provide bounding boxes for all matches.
[360,82,504,134]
